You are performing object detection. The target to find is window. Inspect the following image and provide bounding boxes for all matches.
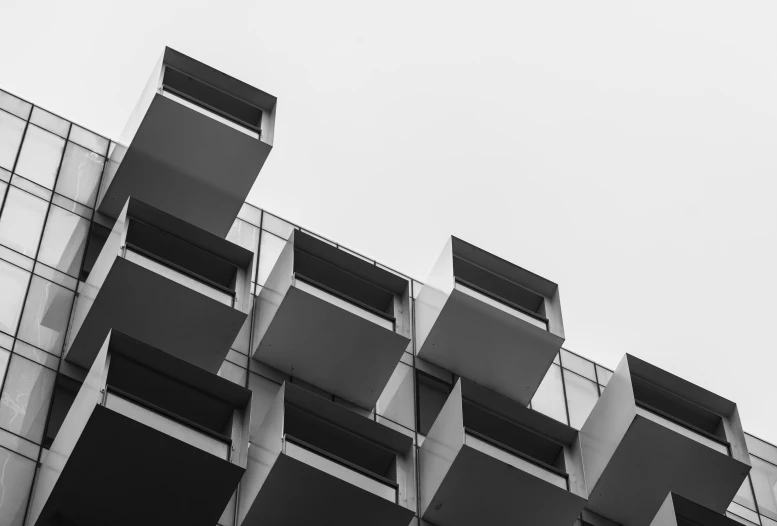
[416,371,452,435]
[0,187,49,257]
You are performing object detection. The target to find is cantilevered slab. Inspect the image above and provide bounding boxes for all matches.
[650,493,744,526]
[419,379,586,526]
[253,231,411,409]
[416,236,564,404]
[239,383,414,526]
[581,355,751,526]
[98,47,277,236]
[66,198,252,372]
[30,332,251,526]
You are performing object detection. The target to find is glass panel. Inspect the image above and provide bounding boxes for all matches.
[563,369,599,429]
[217,360,246,386]
[0,260,30,335]
[560,349,596,381]
[747,434,777,465]
[295,277,394,330]
[55,142,104,207]
[531,364,568,425]
[596,365,613,386]
[30,107,69,138]
[376,361,414,430]
[0,348,9,387]
[284,438,396,501]
[37,205,89,277]
[105,391,229,458]
[727,502,762,525]
[257,232,286,285]
[227,218,259,283]
[14,124,65,189]
[17,276,74,355]
[69,125,108,154]
[0,111,25,171]
[734,475,759,513]
[464,431,567,489]
[0,354,56,443]
[0,90,32,120]
[262,213,295,239]
[124,248,233,306]
[0,187,49,257]
[635,405,729,455]
[751,456,777,521]
[0,446,36,526]
[455,282,547,329]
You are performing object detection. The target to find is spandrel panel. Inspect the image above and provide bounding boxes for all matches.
[0,445,36,526]
[55,142,105,208]
[0,186,49,257]
[0,260,30,335]
[37,205,89,277]
[0,354,56,443]
[14,124,65,189]
[17,276,75,355]
[563,369,599,429]
[0,111,25,171]
[531,363,568,425]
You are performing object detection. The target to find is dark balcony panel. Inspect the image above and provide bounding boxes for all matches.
[239,382,415,526]
[66,198,253,373]
[253,231,411,409]
[419,379,586,526]
[416,236,565,405]
[651,494,744,526]
[580,355,751,526]
[30,332,251,526]
[98,47,276,236]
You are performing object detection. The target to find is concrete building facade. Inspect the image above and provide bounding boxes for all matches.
[0,48,774,526]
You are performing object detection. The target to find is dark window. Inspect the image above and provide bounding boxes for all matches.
[416,371,452,436]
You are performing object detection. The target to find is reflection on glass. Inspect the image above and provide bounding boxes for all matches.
[0,260,30,335]
[560,349,596,381]
[0,446,36,526]
[17,276,74,355]
[595,365,613,386]
[284,437,397,501]
[563,369,599,429]
[0,187,49,257]
[69,125,108,155]
[37,205,89,277]
[124,248,234,306]
[531,364,568,425]
[0,111,25,171]
[635,405,729,455]
[55,142,104,207]
[14,124,65,189]
[257,232,286,285]
[464,431,567,489]
[750,456,777,522]
[0,354,56,443]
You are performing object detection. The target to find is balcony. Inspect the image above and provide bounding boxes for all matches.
[580,354,751,526]
[419,378,587,526]
[416,236,565,404]
[253,230,411,409]
[238,382,415,526]
[649,493,744,526]
[98,47,277,236]
[29,331,251,526]
[66,197,252,372]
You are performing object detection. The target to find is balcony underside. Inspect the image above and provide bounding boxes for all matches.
[99,95,272,237]
[418,288,564,405]
[242,453,413,526]
[586,416,750,526]
[68,258,246,373]
[35,406,243,526]
[255,287,410,409]
[423,445,585,526]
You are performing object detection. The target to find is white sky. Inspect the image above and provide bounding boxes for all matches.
[2,0,776,441]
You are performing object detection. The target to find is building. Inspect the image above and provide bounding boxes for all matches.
[0,47,774,526]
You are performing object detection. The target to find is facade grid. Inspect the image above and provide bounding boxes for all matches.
[0,50,774,526]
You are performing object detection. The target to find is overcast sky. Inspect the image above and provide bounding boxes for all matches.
[2,0,776,441]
